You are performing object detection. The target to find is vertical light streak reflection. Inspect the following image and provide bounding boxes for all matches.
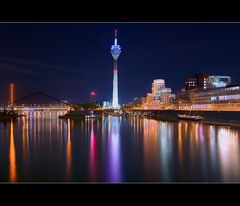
[143,119,158,179]
[194,123,199,145]
[66,119,72,181]
[22,116,26,157]
[189,123,198,170]
[107,117,122,182]
[22,116,29,172]
[49,112,52,145]
[159,121,170,181]
[177,122,183,176]
[198,124,208,179]
[59,112,63,146]
[184,122,188,135]
[101,116,105,144]
[217,128,240,181]
[9,120,17,182]
[209,126,218,175]
[89,120,97,181]
[34,112,37,151]
[38,112,41,146]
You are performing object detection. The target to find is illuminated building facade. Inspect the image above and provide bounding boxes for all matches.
[102,101,112,107]
[110,30,121,109]
[185,77,197,90]
[140,79,172,109]
[197,73,209,89]
[207,76,231,88]
[130,97,147,107]
[146,93,153,103]
[160,88,172,104]
[9,83,15,106]
[188,85,240,104]
[185,73,209,90]
[151,79,172,103]
[152,79,166,100]
[176,84,240,110]
[185,73,231,91]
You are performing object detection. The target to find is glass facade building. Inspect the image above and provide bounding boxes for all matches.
[188,85,240,104]
[185,73,231,91]
[207,76,231,88]
[176,84,240,110]
[151,79,171,102]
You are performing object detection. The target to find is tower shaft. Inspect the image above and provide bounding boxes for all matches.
[112,60,119,108]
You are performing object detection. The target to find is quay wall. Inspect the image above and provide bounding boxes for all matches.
[134,109,240,125]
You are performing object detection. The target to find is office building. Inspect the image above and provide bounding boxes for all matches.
[185,73,231,91]
[185,73,209,90]
[151,79,172,104]
[207,76,231,88]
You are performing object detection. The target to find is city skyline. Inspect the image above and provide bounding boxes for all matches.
[1,23,240,104]
[2,21,240,184]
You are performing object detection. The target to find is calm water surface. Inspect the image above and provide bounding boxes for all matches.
[1,111,240,182]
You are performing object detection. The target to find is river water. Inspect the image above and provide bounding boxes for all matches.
[0,111,240,182]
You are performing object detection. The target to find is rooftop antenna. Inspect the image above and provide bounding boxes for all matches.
[114,29,117,45]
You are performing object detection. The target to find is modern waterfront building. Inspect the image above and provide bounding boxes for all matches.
[152,79,166,100]
[151,79,172,103]
[110,30,121,109]
[102,101,112,107]
[185,73,209,90]
[160,88,172,104]
[129,97,147,108]
[207,76,231,88]
[189,85,240,104]
[176,84,240,110]
[146,93,154,103]
[185,77,197,90]
[140,79,172,109]
[185,73,231,90]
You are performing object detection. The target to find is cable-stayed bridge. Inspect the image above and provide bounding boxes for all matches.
[1,91,70,112]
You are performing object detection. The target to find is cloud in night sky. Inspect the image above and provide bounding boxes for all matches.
[0,56,97,76]
[0,61,43,76]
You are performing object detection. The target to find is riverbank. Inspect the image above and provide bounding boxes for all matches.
[140,109,240,128]
[152,116,240,128]
[59,109,240,128]
[59,110,103,119]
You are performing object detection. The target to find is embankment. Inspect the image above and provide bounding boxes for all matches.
[137,109,240,127]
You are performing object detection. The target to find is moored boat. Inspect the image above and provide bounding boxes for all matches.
[177,114,203,121]
[85,111,101,119]
[85,114,97,119]
[0,110,21,122]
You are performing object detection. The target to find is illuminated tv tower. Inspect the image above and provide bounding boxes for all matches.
[110,29,121,109]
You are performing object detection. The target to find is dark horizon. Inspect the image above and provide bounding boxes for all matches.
[0,23,240,104]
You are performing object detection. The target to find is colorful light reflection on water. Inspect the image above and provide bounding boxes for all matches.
[0,112,240,182]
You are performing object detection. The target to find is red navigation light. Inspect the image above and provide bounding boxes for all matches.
[91,91,96,96]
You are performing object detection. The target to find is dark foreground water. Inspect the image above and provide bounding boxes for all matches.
[1,111,240,182]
